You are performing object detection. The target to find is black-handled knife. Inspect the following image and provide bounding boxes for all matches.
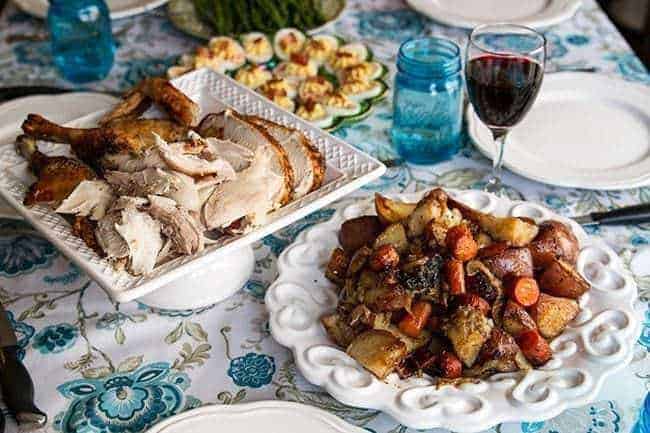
[0,305,47,431]
[573,203,650,226]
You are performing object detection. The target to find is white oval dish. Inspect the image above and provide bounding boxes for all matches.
[406,0,581,29]
[265,189,640,432]
[467,73,650,190]
[144,401,367,433]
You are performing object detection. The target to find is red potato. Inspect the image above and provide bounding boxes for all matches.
[454,293,491,317]
[529,293,579,339]
[538,258,590,299]
[478,242,534,280]
[529,221,579,268]
[338,216,383,253]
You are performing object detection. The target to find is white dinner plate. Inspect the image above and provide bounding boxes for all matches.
[265,189,640,432]
[13,0,169,19]
[144,401,366,433]
[0,92,118,219]
[467,72,650,190]
[406,0,581,29]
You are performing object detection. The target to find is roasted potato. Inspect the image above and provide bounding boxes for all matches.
[447,196,538,247]
[346,330,407,379]
[375,194,417,225]
[501,300,537,336]
[325,247,349,285]
[529,293,579,339]
[478,243,534,279]
[369,244,400,271]
[474,328,521,374]
[346,246,372,276]
[339,216,383,253]
[374,223,409,254]
[443,306,493,367]
[321,313,357,347]
[386,324,431,353]
[538,258,590,299]
[406,196,443,238]
[529,221,579,268]
[364,283,412,312]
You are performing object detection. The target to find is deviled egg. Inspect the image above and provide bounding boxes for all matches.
[296,100,334,128]
[341,61,384,82]
[340,79,384,102]
[259,77,297,99]
[241,32,274,64]
[338,42,369,61]
[263,89,296,112]
[193,46,227,73]
[323,91,361,117]
[273,28,306,61]
[303,35,339,65]
[207,36,246,71]
[298,76,334,102]
[274,53,318,82]
[235,64,272,89]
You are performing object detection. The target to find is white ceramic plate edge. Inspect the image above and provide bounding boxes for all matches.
[265,189,640,432]
[406,0,581,29]
[13,0,170,19]
[144,401,368,433]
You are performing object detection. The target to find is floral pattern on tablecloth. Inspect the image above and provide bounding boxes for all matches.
[0,0,649,432]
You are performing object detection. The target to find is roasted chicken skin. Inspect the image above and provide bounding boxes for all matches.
[16,135,96,206]
[21,114,188,165]
[100,78,200,127]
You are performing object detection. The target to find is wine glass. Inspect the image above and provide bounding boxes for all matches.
[465,24,546,194]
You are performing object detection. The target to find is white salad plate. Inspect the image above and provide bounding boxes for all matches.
[265,189,640,432]
[144,401,366,433]
[468,72,650,190]
[0,68,385,309]
[13,0,169,19]
[406,0,581,29]
[0,92,119,219]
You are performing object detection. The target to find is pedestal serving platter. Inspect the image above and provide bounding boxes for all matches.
[0,68,385,309]
[265,189,640,432]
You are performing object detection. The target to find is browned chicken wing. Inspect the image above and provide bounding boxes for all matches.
[100,77,200,127]
[16,135,96,206]
[21,114,188,165]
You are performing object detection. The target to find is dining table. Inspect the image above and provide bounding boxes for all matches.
[0,1,649,432]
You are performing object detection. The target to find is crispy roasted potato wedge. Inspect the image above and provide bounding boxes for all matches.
[478,243,534,279]
[538,258,590,299]
[347,330,408,379]
[339,216,383,253]
[529,293,579,339]
[447,196,538,246]
[375,194,417,225]
[407,196,443,238]
[529,221,579,268]
[444,306,493,367]
[374,223,409,254]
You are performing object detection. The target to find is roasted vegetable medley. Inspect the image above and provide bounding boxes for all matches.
[322,188,589,381]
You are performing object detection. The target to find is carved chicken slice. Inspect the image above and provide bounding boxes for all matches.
[104,168,200,212]
[196,110,294,205]
[102,147,166,173]
[55,180,115,220]
[96,212,130,260]
[115,205,163,275]
[202,147,284,230]
[16,135,97,206]
[204,137,254,172]
[154,132,236,179]
[246,115,325,198]
[147,195,204,255]
[21,114,188,166]
[100,78,200,127]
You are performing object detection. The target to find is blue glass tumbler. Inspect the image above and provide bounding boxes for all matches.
[48,0,115,83]
[391,37,463,164]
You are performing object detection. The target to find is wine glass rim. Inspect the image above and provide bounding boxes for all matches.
[468,23,547,56]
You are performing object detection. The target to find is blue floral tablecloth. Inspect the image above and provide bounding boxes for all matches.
[0,1,649,432]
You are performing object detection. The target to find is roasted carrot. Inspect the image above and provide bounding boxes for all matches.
[438,351,462,378]
[445,258,465,295]
[398,301,432,337]
[516,329,552,366]
[454,292,490,316]
[506,276,540,307]
[445,224,478,261]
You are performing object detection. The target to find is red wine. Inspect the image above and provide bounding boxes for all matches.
[466,55,544,129]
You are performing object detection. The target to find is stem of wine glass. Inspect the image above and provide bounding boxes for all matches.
[485,128,508,194]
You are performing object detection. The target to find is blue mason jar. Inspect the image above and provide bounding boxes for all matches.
[48,0,115,83]
[391,37,463,164]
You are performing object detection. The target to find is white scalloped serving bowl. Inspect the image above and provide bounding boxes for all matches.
[265,189,640,432]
